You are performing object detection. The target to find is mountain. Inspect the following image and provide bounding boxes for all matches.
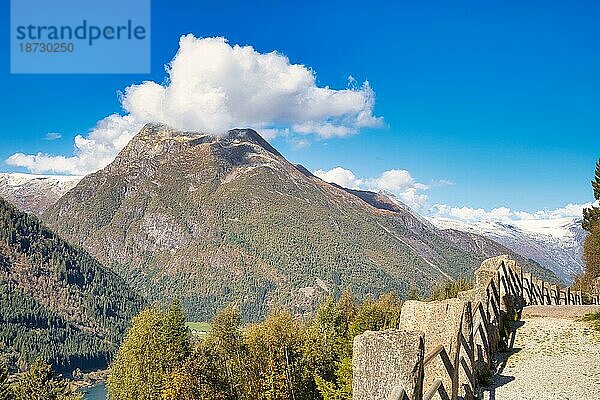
[342,189,560,281]
[0,173,82,215]
[429,217,585,283]
[0,197,144,373]
[42,123,559,321]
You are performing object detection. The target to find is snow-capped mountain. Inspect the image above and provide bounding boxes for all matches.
[0,173,82,215]
[429,216,585,283]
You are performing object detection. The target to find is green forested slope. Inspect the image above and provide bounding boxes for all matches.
[43,124,560,321]
[0,197,144,373]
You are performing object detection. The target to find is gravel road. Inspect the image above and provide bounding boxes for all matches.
[481,313,600,400]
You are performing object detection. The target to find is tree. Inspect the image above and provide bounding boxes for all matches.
[583,224,600,283]
[162,344,230,400]
[407,287,421,300]
[107,301,191,400]
[161,300,191,367]
[429,278,473,301]
[205,304,249,399]
[303,294,354,388]
[0,364,13,400]
[245,310,312,400]
[13,358,81,400]
[583,159,600,231]
[309,292,402,400]
[577,159,600,290]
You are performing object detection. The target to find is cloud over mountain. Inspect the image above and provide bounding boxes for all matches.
[7,35,381,175]
[313,167,429,209]
[313,166,593,223]
[430,202,595,222]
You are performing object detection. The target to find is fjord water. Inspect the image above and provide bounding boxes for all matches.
[80,383,107,399]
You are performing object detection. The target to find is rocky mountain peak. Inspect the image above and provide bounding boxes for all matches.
[104,123,286,180]
[131,123,281,156]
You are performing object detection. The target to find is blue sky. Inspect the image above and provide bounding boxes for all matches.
[1,0,598,218]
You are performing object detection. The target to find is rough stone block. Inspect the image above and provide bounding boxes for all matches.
[352,329,424,400]
[399,299,472,398]
[474,255,507,287]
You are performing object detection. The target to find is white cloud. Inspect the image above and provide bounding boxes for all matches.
[430,202,595,222]
[313,166,594,223]
[7,35,381,175]
[365,169,429,192]
[313,167,430,209]
[45,132,62,140]
[314,167,364,189]
[7,114,141,175]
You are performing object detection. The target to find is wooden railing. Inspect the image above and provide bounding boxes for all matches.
[418,257,596,400]
[352,255,599,400]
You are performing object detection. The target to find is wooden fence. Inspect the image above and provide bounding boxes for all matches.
[352,255,598,400]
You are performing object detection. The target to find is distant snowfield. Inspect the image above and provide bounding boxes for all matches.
[429,216,585,283]
[0,172,83,184]
[0,172,82,215]
[510,217,578,240]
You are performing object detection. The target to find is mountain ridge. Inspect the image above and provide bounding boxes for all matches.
[0,173,81,215]
[41,123,560,321]
[429,216,585,282]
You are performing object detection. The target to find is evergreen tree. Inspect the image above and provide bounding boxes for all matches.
[577,159,600,290]
[204,304,249,399]
[161,300,191,368]
[583,224,600,283]
[583,159,600,231]
[0,198,144,373]
[407,287,421,300]
[0,364,13,400]
[13,358,81,400]
[303,295,352,387]
[429,278,473,301]
[313,293,402,400]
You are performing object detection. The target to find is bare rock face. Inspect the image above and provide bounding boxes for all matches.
[352,330,424,400]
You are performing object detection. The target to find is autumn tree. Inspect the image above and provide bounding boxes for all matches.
[107,301,191,400]
[245,310,312,400]
[13,358,81,400]
[0,364,13,400]
[162,344,230,400]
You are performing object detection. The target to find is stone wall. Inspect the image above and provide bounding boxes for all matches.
[351,255,594,400]
[352,330,425,400]
[399,299,473,399]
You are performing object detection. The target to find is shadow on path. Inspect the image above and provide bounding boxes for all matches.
[479,320,524,400]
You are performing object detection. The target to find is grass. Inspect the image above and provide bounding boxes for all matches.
[186,321,211,335]
[580,312,600,333]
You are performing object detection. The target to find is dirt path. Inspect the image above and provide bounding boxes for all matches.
[482,310,600,400]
